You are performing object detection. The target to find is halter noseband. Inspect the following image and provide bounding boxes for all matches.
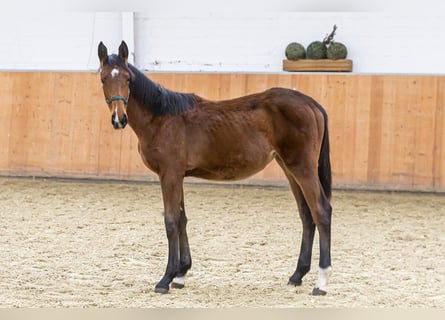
[106,95,129,105]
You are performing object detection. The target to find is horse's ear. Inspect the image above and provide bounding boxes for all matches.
[118,41,129,64]
[98,41,108,63]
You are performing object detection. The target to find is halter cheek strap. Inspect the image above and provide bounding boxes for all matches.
[106,95,129,105]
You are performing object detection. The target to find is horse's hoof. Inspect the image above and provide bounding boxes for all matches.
[171,277,185,289]
[288,279,302,286]
[312,287,327,296]
[171,282,184,289]
[154,286,169,294]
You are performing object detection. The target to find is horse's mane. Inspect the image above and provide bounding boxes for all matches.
[107,54,197,116]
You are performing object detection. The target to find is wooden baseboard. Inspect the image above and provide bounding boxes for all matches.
[283,59,353,72]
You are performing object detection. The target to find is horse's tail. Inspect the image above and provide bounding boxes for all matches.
[316,102,332,200]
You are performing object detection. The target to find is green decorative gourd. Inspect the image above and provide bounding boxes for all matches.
[306,41,327,60]
[307,25,348,60]
[285,42,306,60]
[327,42,348,59]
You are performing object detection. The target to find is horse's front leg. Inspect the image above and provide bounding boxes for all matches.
[155,174,184,294]
[171,197,192,289]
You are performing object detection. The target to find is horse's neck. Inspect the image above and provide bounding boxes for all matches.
[127,98,155,137]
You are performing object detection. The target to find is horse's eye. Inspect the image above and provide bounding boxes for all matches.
[101,78,105,84]
[127,78,131,84]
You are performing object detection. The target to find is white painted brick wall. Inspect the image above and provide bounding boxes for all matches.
[0,12,132,71]
[134,12,445,74]
[0,11,444,74]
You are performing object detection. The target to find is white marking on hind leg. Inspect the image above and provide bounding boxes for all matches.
[315,266,332,292]
[172,276,185,288]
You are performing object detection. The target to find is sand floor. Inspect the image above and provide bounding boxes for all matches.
[0,177,444,307]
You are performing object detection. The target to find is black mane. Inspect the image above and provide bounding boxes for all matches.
[107,54,197,116]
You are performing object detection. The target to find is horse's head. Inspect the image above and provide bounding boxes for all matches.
[98,41,133,129]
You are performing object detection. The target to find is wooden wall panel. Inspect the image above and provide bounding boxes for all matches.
[0,71,444,192]
[433,77,445,189]
[47,73,72,173]
[0,73,13,171]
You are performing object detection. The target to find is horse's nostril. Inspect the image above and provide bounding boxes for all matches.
[122,114,128,127]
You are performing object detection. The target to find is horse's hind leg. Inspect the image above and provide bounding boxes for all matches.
[283,162,332,295]
[276,161,316,287]
[288,179,316,286]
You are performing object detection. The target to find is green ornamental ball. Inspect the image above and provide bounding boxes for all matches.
[306,41,327,59]
[285,42,306,60]
[327,42,348,59]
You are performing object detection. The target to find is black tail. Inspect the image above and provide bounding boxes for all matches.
[316,103,332,199]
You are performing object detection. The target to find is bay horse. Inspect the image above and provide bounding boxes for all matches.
[98,41,332,296]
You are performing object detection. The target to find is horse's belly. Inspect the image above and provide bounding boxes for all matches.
[186,150,276,181]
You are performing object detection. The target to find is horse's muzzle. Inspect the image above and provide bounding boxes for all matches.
[111,112,128,129]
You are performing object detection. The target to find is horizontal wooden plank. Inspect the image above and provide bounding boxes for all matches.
[283,59,353,72]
